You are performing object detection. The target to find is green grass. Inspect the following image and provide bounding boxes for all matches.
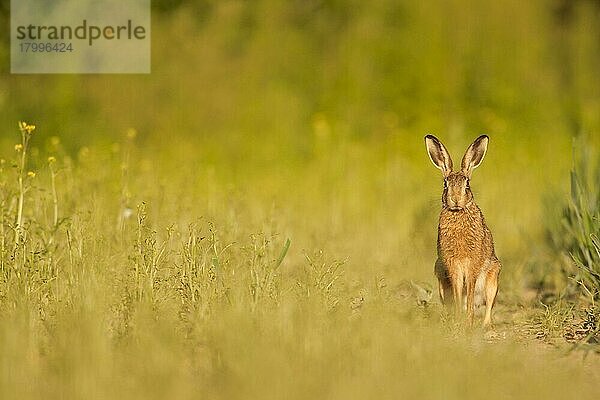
[1,0,600,398]
[542,134,600,293]
[565,139,600,296]
[0,119,597,399]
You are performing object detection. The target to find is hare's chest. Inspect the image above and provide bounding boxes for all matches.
[438,212,483,260]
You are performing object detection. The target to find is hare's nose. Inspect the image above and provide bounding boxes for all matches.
[448,196,463,209]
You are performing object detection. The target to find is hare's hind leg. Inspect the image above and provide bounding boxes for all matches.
[483,260,501,327]
[450,269,464,315]
[435,259,452,305]
[466,274,477,326]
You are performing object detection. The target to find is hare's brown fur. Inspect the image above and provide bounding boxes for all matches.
[425,134,501,326]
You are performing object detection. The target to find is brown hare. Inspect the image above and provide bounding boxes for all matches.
[424,134,501,327]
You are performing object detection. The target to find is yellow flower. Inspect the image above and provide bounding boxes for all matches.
[18,121,36,134]
[47,156,56,164]
[126,128,137,139]
[27,171,36,178]
[15,144,23,152]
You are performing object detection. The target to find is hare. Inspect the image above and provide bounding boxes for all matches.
[424,134,501,326]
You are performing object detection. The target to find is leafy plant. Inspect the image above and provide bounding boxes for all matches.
[559,137,600,297]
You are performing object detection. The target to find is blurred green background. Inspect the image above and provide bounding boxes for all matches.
[0,1,600,399]
[2,0,599,148]
[1,0,598,284]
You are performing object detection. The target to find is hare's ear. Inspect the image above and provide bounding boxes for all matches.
[461,135,489,177]
[425,134,453,177]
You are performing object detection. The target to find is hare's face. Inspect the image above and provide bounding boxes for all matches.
[443,172,473,211]
[425,134,489,211]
